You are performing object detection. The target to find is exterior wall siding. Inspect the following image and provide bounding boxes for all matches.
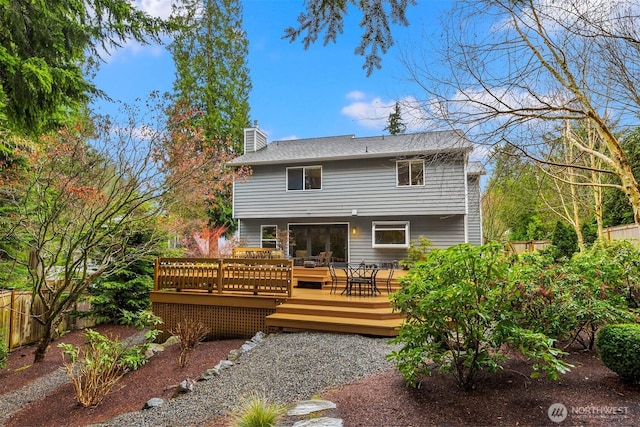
[467,175,483,245]
[234,156,468,219]
[238,215,466,263]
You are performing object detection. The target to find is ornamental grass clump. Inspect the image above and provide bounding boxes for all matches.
[597,324,640,383]
[171,319,208,368]
[230,392,286,427]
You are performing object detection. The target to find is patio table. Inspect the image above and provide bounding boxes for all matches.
[341,263,381,296]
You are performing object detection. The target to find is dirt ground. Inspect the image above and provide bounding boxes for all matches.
[1,325,640,427]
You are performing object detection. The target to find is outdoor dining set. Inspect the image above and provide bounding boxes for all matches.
[328,261,396,296]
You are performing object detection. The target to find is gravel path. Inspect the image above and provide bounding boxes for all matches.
[0,367,69,426]
[96,332,400,427]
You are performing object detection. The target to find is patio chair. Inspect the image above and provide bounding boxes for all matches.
[344,262,378,296]
[328,263,348,294]
[377,261,396,294]
[316,251,332,267]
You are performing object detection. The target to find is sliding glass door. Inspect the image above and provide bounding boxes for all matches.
[289,224,347,263]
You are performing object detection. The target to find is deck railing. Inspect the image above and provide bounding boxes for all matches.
[154,257,293,296]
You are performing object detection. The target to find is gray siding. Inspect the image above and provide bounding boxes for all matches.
[234,157,467,219]
[238,215,466,264]
[467,175,483,245]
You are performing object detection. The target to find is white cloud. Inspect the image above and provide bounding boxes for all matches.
[341,93,430,132]
[133,0,176,19]
[98,1,176,62]
[470,144,492,162]
[345,91,367,101]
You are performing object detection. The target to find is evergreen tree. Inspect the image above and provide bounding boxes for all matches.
[168,0,251,233]
[0,0,167,135]
[284,0,415,76]
[551,221,578,260]
[169,0,251,153]
[384,102,406,135]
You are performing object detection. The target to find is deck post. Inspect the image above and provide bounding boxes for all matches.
[153,258,159,291]
[216,261,223,294]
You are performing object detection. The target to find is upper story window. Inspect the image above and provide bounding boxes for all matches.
[372,221,410,248]
[287,166,322,191]
[397,160,424,186]
[261,225,277,248]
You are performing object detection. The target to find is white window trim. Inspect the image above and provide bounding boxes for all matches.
[286,165,323,191]
[396,159,425,187]
[260,225,278,248]
[372,221,410,248]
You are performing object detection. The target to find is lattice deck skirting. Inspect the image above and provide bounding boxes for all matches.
[153,302,276,342]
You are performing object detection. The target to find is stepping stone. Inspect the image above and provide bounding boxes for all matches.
[287,399,337,416]
[292,417,343,427]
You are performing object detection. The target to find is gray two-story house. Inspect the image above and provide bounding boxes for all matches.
[229,125,483,264]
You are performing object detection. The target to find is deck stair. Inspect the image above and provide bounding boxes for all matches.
[293,267,332,287]
[265,292,405,337]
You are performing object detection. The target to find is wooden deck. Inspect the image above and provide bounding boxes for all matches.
[151,259,407,339]
[266,287,405,337]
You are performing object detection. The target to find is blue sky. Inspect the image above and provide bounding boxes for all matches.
[91,0,453,143]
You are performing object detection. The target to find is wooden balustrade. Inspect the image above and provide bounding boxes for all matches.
[154,257,293,297]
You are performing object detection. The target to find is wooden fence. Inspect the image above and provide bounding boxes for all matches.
[605,223,640,242]
[507,240,553,254]
[0,290,94,351]
[507,224,640,254]
[154,257,293,296]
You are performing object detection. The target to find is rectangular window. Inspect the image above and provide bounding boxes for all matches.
[397,160,424,186]
[372,221,410,248]
[287,166,322,191]
[261,225,277,248]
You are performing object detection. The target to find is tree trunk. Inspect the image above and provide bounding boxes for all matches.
[594,121,640,227]
[33,323,54,363]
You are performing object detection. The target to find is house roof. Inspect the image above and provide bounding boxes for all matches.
[467,161,486,175]
[229,130,474,166]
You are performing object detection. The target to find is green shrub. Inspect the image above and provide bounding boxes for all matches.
[507,245,635,351]
[597,324,640,383]
[0,334,8,369]
[59,328,152,407]
[389,243,572,391]
[399,236,432,269]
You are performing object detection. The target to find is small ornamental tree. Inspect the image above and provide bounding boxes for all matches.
[0,96,247,364]
[389,243,571,391]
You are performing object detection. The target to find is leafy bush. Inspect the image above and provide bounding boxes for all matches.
[389,243,572,391]
[0,334,8,369]
[508,245,635,350]
[120,309,163,336]
[230,393,286,427]
[58,329,150,407]
[399,236,432,269]
[597,324,640,383]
